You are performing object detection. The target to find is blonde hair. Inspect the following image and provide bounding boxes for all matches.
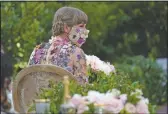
[52,6,88,36]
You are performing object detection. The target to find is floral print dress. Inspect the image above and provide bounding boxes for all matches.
[28,37,88,84]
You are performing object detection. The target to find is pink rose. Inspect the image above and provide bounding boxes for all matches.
[86,91,105,103]
[103,97,124,113]
[125,103,136,114]
[69,94,84,107]
[119,94,127,104]
[136,100,149,114]
[76,103,89,114]
[69,94,89,114]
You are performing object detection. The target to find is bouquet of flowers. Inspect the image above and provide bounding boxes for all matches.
[66,88,150,114]
[85,54,116,75]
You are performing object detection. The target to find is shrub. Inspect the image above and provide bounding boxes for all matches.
[115,55,167,105]
[28,68,156,113]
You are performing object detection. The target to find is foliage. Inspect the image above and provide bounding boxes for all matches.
[101,2,167,61]
[115,55,167,105]
[28,68,156,113]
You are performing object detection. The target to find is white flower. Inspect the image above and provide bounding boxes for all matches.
[144,98,149,104]
[136,100,149,114]
[103,97,124,113]
[105,92,114,98]
[86,55,103,71]
[107,89,121,97]
[77,104,89,114]
[69,94,85,108]
[119,94,127,104]
[107,62,115,72]
[69,94,89,114]
[87,90,124,113]
[85,54,116,75]
[139,96,149,104]
[125,103,136,114]
[86,90,105,103]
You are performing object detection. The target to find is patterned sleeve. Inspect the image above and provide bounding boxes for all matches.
[71,47,88,84]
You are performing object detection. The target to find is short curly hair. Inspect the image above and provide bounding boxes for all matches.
[52,6,88,36]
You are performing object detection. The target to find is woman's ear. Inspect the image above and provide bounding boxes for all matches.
[64,24,71,33]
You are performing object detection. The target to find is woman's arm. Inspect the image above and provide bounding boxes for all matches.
[71,47,88,84]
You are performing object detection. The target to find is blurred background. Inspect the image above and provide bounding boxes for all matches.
[1,1,167,113]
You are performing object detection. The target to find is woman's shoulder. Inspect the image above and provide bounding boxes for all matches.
[28,42,51,65]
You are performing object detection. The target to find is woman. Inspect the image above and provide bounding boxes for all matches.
[28,7,89,84]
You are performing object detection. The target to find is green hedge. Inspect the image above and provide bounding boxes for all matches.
[115,55,167,105]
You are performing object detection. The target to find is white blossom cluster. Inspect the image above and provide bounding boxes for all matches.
[67,89,149,114]
[85,54,116,75]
